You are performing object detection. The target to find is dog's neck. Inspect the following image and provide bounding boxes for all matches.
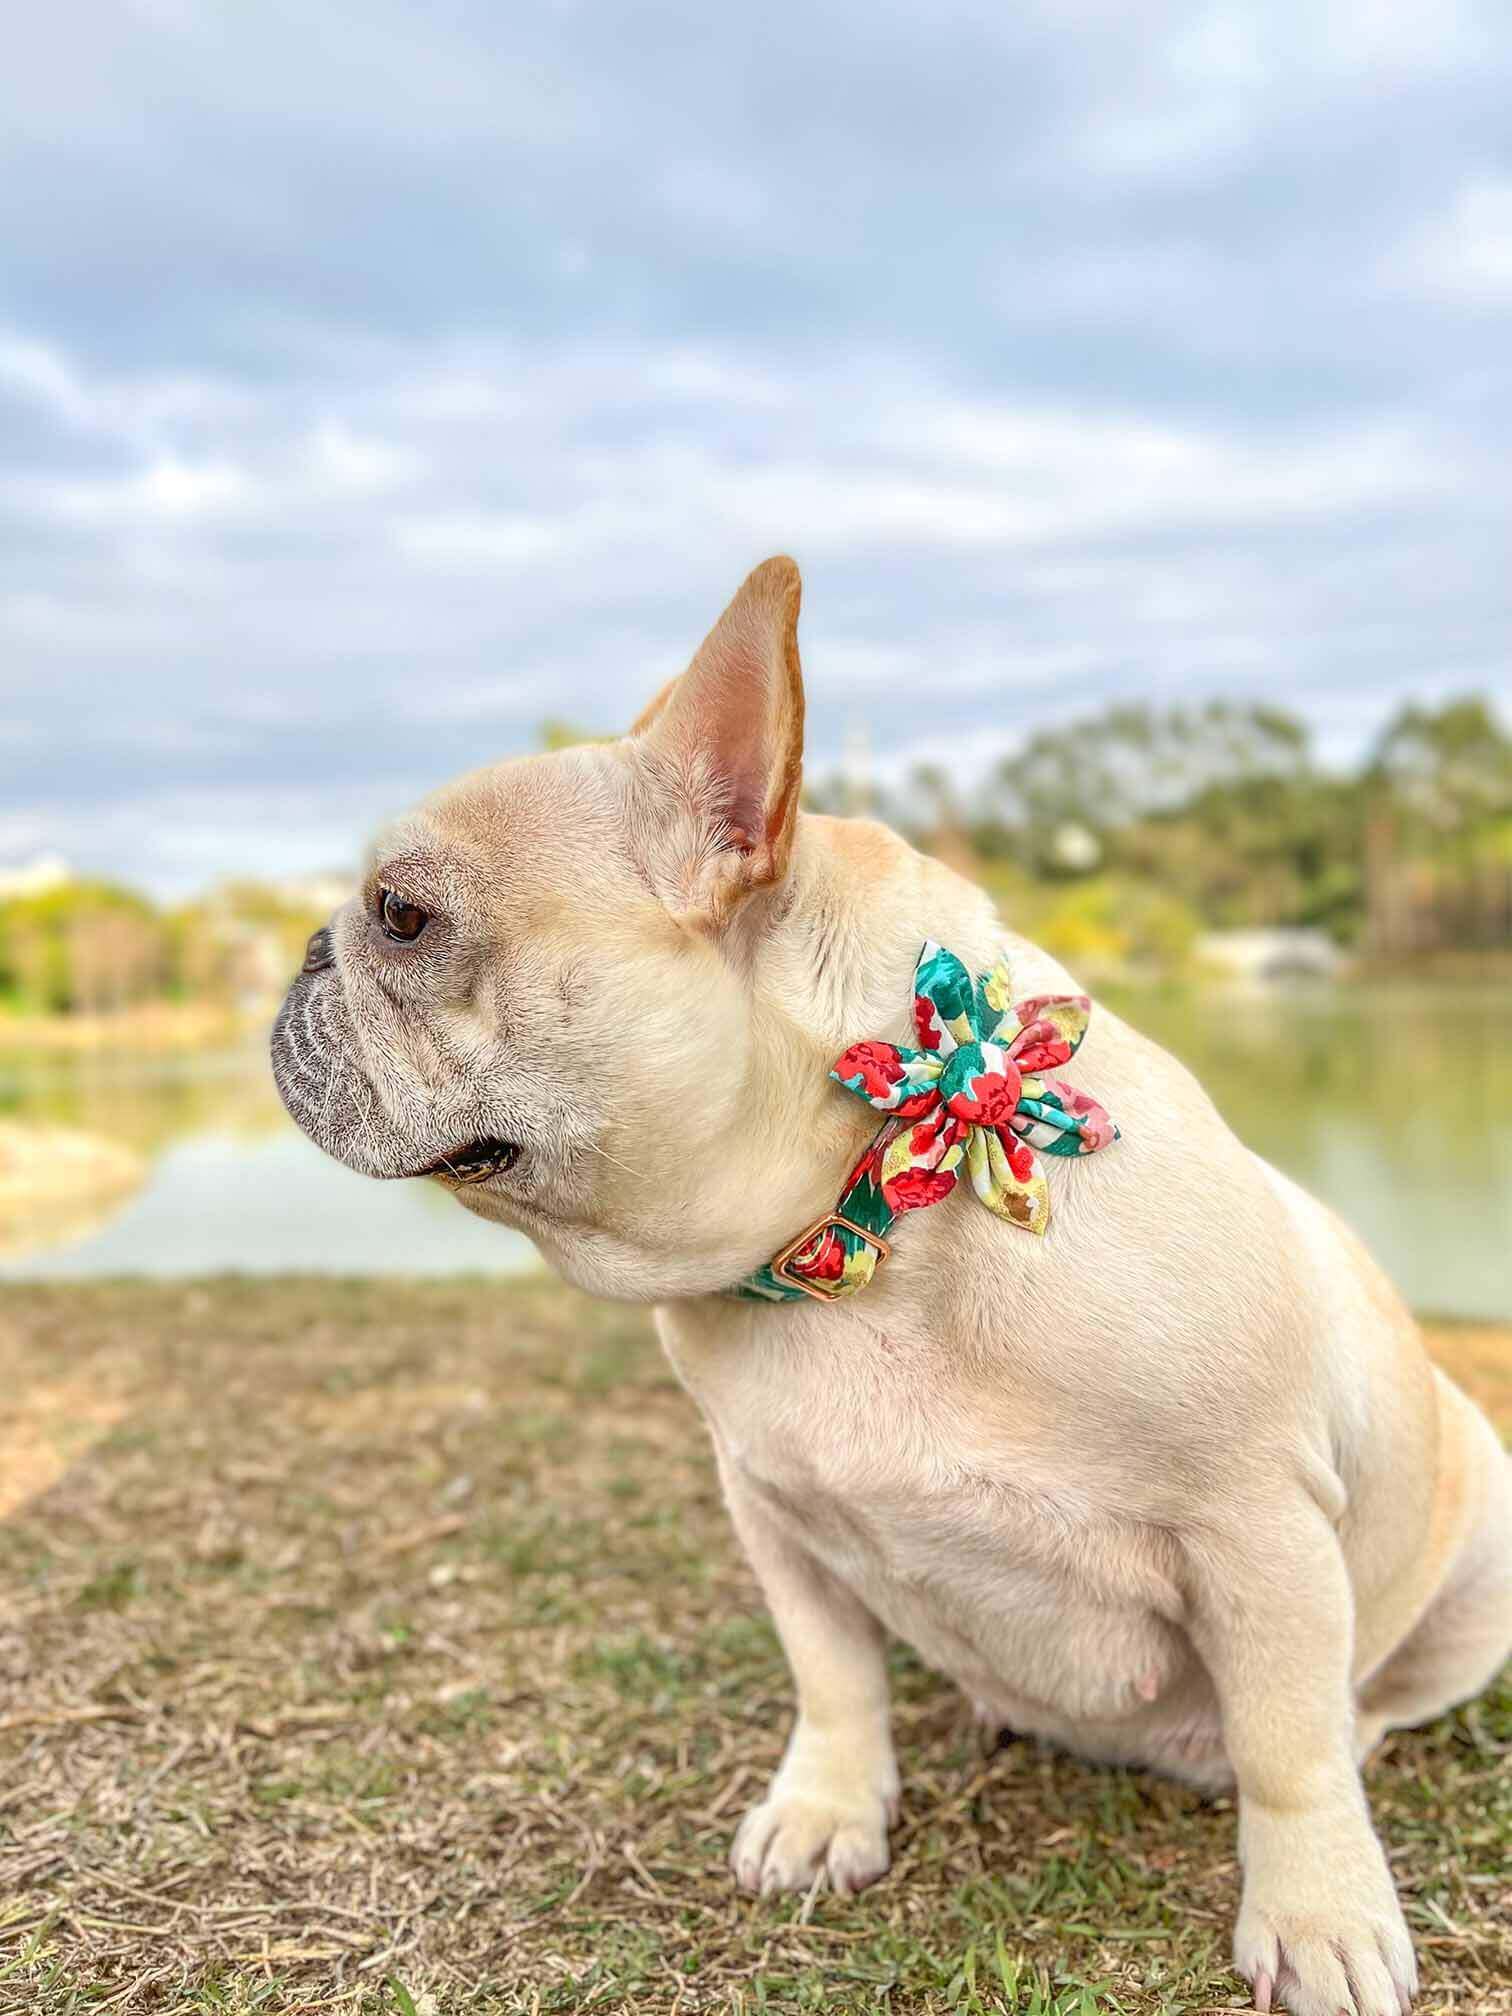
[760,813,1001,1044]
[623,812,1082,1305]
[716,815,1010,1256]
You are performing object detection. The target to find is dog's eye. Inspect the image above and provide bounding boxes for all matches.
[378,889,429,942]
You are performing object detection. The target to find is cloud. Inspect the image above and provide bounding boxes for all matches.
[1,1,1509,893]
[393,511,569,570]
[32,455,256,526]
[1395,178,1512,302]
[304,421,421,498]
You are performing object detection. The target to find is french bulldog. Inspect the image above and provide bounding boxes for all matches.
[272,557,1511,2016]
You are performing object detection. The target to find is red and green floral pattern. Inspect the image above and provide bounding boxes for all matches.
[734,941,1118,1303]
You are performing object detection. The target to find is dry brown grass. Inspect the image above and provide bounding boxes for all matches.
[0,1279,1506,2015]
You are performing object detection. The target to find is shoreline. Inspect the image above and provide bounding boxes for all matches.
[0,1001,248,1054]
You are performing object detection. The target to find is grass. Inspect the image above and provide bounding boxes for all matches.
[0,1278,1506,2015]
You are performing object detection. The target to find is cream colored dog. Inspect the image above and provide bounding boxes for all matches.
[272,558,1511,2016]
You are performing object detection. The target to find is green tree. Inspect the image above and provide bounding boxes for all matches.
[1368,697,1512,846]
[982,701,1310,877]
[0,881,163,1015]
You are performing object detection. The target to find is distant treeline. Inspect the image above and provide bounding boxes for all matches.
[806,694,1512,974]
[0,881,324,1020]
[4,695,1508,1017]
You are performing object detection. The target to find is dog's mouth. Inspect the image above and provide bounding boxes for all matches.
[403,1136,521,1185]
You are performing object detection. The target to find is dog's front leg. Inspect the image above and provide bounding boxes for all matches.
[721,1468,899,1895]
[1190,1503,1417,2016]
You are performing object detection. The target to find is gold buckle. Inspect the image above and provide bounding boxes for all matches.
[770,1213,892,1302]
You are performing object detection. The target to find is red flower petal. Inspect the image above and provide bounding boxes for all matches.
[885,1165,959,1213]
[834,1039,907,1098]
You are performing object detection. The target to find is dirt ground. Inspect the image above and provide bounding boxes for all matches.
[0,1279,1507,2015]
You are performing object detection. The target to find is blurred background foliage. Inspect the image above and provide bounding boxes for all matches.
[0,878,333,1032]
[2,690,1509,1030]
[807,691,1512,981]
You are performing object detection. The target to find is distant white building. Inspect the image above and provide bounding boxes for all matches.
[1050,821,1102,872]
[1199,928,1345,985]
[0,853,72,900]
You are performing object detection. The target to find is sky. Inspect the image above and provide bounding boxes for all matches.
[2,0,1510,896]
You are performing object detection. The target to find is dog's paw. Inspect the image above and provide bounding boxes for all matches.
[731,1786,894,1896]
[1234,1887,1417,2016]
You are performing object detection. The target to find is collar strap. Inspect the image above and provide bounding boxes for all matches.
[731,1117,905,1303]
[728,938,1119,1306]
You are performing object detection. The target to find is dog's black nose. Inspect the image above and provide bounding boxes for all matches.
[301,926,336,976]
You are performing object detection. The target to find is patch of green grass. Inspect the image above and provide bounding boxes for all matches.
[73,1557,143,1610]
[575,1628,697,1699]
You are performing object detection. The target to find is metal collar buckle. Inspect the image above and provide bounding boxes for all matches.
[769,1212,892,1302]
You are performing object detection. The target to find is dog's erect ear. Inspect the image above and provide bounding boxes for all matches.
[628,556,805,924]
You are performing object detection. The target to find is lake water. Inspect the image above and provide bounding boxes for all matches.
[1,984,1508,1317]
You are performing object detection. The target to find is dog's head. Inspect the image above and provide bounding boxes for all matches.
[271,556,858,1300]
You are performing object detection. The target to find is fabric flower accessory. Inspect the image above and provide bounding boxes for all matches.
[733,940,1118,1303]
[836,938,1118,1233]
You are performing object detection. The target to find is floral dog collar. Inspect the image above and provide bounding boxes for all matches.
[733,940,1118,1304]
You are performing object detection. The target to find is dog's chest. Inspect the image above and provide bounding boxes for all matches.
[664,1317,1190,1726]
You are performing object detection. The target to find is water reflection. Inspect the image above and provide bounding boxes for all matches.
[1103,982,1511,1319]
[0,1045,536,1280]
[0,986,1508,1315]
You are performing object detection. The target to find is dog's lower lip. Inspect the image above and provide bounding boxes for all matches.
[412,1137,520,1184]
